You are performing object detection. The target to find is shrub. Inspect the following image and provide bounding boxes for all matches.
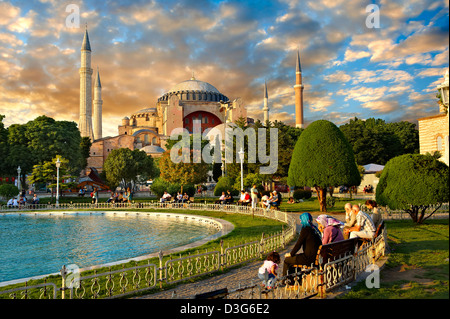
[214,176,236,196]
[0,184,20,199]
[376,153,449,224]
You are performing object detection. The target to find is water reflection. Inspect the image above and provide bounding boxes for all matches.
[0,213,218,282]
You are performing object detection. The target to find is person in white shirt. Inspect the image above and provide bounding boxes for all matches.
[250,185,259,209]
[160,192,172,203]
[344,204,376,240]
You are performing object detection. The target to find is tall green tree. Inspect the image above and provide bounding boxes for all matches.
[376,154,449,224]
[288,120,361,212]
[103,148,155,190]
[0,115,8,176]
[28,156,76,202]
[340,117,419,165]
[5,116,85,183]
[158,150,209,192]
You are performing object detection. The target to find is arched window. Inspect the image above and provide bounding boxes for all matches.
[437,136,443,151]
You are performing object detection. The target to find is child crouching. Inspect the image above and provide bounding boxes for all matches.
[257,251,280,289]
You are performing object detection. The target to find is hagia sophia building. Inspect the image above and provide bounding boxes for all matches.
[78,28,305,174]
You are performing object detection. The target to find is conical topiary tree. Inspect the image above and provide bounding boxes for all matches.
[288,120,361,212]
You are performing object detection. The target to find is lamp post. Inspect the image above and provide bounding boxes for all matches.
[17,166,21,199]
[56,158,61,207]
[437,70,449,109]
[238,148,245,191]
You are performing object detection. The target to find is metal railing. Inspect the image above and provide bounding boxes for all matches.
[0,205,296,299]
[191,227,388,299]
[0,202,389,299]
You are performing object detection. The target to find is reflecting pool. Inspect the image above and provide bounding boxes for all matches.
[0,212,219,283]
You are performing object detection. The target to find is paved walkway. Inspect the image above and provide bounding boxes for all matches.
[137,212,349,299]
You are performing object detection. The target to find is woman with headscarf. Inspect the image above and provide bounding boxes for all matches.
[316,215,344,245]
[282,213,322,277]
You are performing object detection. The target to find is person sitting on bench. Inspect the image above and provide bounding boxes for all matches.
[282,213,322,278]
[344,204,376,240]
[224,190,233,204]
[268,191,282,210]
[215,192,226,204]
[316,214,344,244]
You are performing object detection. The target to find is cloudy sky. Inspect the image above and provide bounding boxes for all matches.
[0,0,448,137]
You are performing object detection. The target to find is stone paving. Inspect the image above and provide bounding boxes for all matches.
[137,212,350,299]
[137,241,295,299]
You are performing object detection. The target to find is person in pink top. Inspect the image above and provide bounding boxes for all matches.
[316,215,344,245]
[257,251,280,289]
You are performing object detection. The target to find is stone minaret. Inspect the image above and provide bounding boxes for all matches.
[79,28,94,140]
[295,49,304,129]
[93,68,103,140]
[263,80,269,124]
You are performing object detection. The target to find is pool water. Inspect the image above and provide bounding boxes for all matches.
[0,212,218,283]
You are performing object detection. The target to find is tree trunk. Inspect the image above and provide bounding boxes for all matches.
[315,186,327,212]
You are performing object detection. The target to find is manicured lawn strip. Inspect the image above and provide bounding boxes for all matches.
[0,208,286,299]
[339,219,449,299]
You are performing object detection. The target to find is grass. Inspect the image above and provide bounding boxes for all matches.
[339,219,449,299]
[0,208,286,299]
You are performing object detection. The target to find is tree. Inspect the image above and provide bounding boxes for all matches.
[158,150,209,192]
[103,148,155,190]
[340,117,419,165]
[4,116,85,184]
[288,120,361,212]
[28,157,75,203]
[0,184,19,200]
[0,115,8,176]
[376,154,449,224]
[214,176,237,196]
[80,137,92,170]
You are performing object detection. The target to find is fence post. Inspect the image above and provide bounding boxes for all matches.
[60,265,67,300]
[158,250,164,289]
[260,233,265,259]
[220,240,225,271]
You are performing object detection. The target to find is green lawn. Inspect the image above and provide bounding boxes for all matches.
[339,219,449,299]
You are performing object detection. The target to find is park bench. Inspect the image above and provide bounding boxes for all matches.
[357,220,385,248]
[193,288,228,299]
[289,238,359,295]
[290,238,359,272]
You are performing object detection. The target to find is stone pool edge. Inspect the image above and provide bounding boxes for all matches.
[0,211,235,287]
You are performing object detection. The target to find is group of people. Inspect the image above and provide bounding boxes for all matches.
[159,191,192,204]
[260,190,282,210]
[257,200,382,289]
[215,191,235,205]
[214,185,282,211]
[105,188,134,204]
[7,194,40,208]
[363,185,374,194]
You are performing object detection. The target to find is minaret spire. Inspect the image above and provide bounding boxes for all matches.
[295,48,304,129]
[79,27,94,140]
[93,67,103,140]
[263,80,269,124]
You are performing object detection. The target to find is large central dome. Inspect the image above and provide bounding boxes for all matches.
[168,79,220,95]
[158,76,229,103]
